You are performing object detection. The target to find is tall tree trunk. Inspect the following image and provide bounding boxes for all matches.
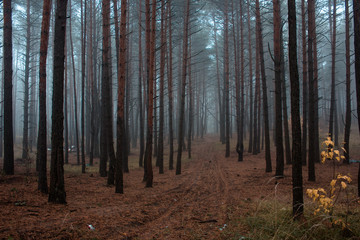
[187,37,193,160]
[231,0,241,161]
[288,0,303,218]
[344,0,351,164]
[105,0,116,186]
[167,0,174,170]
[281,30,291,165]
[22,0,31,160]
[114,0,127,194]
[301,0,308,166]
[138,0,145,168]
[88,0,95,166]
[48,0,68,204]
[81,0,87,174]
[176,0,190,175]
[273,0,284,177]
[143,0,156,186]
[213,14,224,144]
[256,0,272,172]
[308,0,316,181]
[37,0,52,193]
[100,0,111,178]
[353,0,360,197]
[224,0,230,158]
[158,0,166,173]
[69,0,80,166]
[247,0,253,154]
[3,0,14,175]
[328,0,337,144]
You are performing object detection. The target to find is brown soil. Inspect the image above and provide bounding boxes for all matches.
[0,136,359,239]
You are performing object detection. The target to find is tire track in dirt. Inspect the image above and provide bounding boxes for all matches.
[134,139,232,239]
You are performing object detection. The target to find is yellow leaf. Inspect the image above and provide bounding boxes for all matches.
[330,179,337,187]
[334,150,340,156]
[341,147,347,153]
[341,182,347,189]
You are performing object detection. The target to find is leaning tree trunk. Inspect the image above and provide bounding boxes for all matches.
[37,0,52,193]
[48,0,68,204]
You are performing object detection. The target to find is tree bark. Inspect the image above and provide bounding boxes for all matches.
[176,0,190,175]
[344,0,351,164]
[3,0,14,175]
[273,0,284,177]
[308,0,316,181]
[37,0,52,193]
[301,0,308,166]
[353,0,360,197]
[256,0,272,172]
[81,0,87,174]
[138,0,145,168]
[167,0,174,170]
[22,0,31,161]
[48,0,68,204]
[288,0,304,218]
[143,0,156,186]
[224,0,230,158]
[247,0,253,154]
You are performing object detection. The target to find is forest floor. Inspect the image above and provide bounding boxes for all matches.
[0,135,359,239]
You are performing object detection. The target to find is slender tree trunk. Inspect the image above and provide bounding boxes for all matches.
[138,0,145,168]
[281,31,291,165]
[176,0,190,175]
[187,38,193,160]
[114,0,127,194]
[167,0,174,170]
[213,14,224,144]
[329,0,337,144]
[144,0,156,186]
[100,0,111,178]
[69,0,80,166]
[224,0,230,158]
[37,0,52,193]
[301,0,308,166]
[256,0,272,172]
[247,0,253,154]
[353,0,360,197]
[22,0,31,160]
[48,0,68,204]
[81,0,87,174]
[88,0,94,166]
[273,0,284,177]
[3,0,14,175]
[308,0,316,181]
[288,0,303,218]
[344,0,351,164]
[158,0,166,173]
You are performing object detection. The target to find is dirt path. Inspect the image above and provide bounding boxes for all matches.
[1,136,359,239]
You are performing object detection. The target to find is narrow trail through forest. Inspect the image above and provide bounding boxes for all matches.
[1,136,359,239]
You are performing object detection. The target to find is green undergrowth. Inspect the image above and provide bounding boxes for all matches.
[222,200,360,240]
